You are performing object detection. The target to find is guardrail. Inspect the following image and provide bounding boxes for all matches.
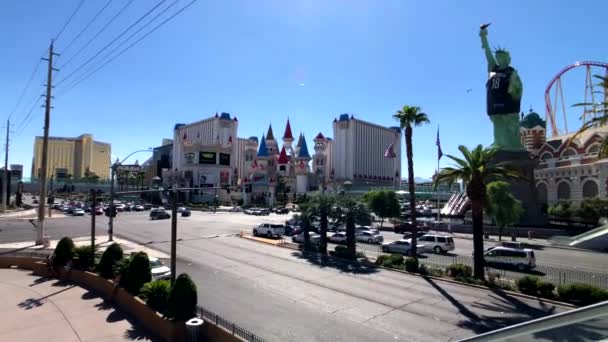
[197,305,266,342]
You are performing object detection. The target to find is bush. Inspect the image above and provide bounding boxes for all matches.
[517,276,540,296]
[73,245,96,271]
[537,281,556,299]
[54,237,75,266]
[375,254,389,266]
[447,263,472,279]
[122,252,152,295]
[333,245,356,260]
[405,257,419,273]
[140,280,170,314]
[98,243,124,279]
[375,253,404,268]
[167,273,198,321]
[558,283,608,306]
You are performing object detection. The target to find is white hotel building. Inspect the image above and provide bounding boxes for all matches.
[332,114,402,187]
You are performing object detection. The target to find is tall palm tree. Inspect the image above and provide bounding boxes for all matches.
[571,75,608,156]
[434,145,522,279]
[393,105,430,257]
[298,203,317,252]
[312,194,335,255]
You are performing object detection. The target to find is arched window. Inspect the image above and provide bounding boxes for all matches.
[582,180,599,198]
[540,152,552,162]
[561,148,577,158]
[536,183,548,204]
[587,144,600,154]
[557,181,571,200]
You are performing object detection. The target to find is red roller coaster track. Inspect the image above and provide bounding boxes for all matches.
[545,61,608,137]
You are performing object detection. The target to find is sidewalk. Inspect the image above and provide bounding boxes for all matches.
[0,235,169,260]
[0,268,156,341]
[451,232,554,248]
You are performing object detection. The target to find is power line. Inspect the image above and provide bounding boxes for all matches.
[15,96,44,136]
[5,48,47,122]
[58,0,198,97]
[58,0,136,70]
[60,0,115,54]
[56,0,168,86]
[54,0,88,42]
[59,0,183,95]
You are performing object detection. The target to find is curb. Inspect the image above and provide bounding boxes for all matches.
[240,235,577,309]
[375,265,577,309]
[0,208,37,218]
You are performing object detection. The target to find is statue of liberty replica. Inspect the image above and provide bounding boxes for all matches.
[479,24,544,225]
[480,24,523,150]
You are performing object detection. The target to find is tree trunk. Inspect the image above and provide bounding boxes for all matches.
[380,217,384,228]
[345,215,356,258]
[303,220,311,252]
[319,211,328,255]
[498,225,503,242]
[405,126,418,257]
[471,198,485,280]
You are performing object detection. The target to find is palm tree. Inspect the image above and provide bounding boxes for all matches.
[312,194,335,255]
[332,198,370,259]
[298,203,316,252]
[393,105,430,257]
[434,145,522,279]
[571,75,608,156]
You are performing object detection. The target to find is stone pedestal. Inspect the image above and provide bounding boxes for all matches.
[493,150,546,226]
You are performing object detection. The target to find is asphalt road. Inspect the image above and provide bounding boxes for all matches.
[1,210,568,342]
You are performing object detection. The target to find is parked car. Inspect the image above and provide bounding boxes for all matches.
[177,207,188,213]
[181,208,191,217]
[393,221,417,234]
[33,199,39,204]
[382,240,414,255]
[402,231,429,240]
[72,208,85,216]
[283,225,297,236]
[483,246,536,271]
[134,205,144,211]
[94,207,104,215]
[257,208,270,216]
[150,208,171,220]
[286,218,300,226]
[253,223,285,238]
[355,226,379,235]
[52,203,61,210]
[356,231,384,244]
[328,232,347,244]
[149,257,171,280]
[275,207,289,214]
[292,232,321,244]
[143,204,153,210]
[418,233,455,254]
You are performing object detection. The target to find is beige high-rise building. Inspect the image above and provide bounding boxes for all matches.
[32,134,111,180]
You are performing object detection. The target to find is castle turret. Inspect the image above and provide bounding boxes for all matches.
[520,109,547,156]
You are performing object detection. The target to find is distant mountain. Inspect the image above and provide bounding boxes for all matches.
[402,177,432,183]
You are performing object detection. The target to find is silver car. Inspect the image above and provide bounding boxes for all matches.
[292,232,321,244]
[381,239,426,255]
[356,230,384,244]
[328,232,347,244]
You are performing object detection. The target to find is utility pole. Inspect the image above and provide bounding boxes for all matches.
[170,189,178,284]
[36,41,59,246]
[1,119,9,213]
[91,189,97,266]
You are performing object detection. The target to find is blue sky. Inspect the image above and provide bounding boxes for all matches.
[1,0,606,178]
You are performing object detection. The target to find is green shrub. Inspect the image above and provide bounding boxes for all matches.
[375,254,390,266]
[447,263,472,278]
[537,281,556,299]
[388,254,404,266]
[54,237,75,266]
[517,276,540,296]
[123,252,152,295]
[333,245,357,260]
[167,273,198,321]
[98,243,123,279]
[140,280,171,314]
[73,245,96,271]
[558,283,608,306]
[405,257,419,273]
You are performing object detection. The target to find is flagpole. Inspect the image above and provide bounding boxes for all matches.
[436,126,441,223]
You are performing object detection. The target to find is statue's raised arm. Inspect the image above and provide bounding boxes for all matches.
[480,27,496,72]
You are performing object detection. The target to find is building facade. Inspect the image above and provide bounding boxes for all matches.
[32,134,111,180]
[331,114,401,187]
[171,113,238,201]
[520,110,608,205]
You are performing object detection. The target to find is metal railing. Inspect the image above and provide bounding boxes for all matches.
[196,305,266,342]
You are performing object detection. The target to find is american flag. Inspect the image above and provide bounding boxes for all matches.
[436,127,443,160]
[384,143,396,159]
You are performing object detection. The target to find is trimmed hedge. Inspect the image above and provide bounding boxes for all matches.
[74,245,96,271]
[54,237,75,266]
[557,283,608,306]
[122,252,152,295]
[447,263,472,279]
[140,280,170,314]
[517,276,556,298]
[405,257,419,273]
[167,273,198,321]
[98,243,124,279]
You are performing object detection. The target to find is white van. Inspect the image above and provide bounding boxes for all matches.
[483,246,536,271]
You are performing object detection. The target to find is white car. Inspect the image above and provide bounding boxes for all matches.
[328,232,347,244]
[253,223,285,238]
[418,234,455,254]
[381,239,425,255]
[356,230,384,244]
[149,257,171,280]
[72,208,85,216]
[292,232,321,244]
